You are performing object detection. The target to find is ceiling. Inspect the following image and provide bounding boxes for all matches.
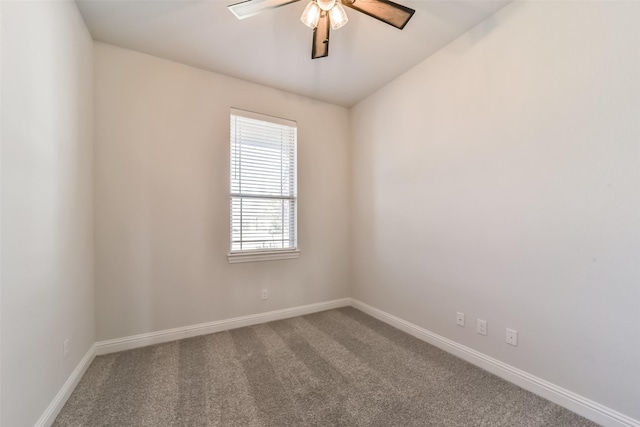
[76,0,510,107]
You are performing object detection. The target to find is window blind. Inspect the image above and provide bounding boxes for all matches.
[230,108,297,253]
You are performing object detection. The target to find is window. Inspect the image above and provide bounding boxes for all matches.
[228,108,299,263]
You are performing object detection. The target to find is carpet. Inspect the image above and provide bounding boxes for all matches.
[53,307,599,426]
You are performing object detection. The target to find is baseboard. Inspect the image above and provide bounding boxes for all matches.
[351,299,639,427]
[95,298,351,355]
[34,344,96,427]
[38,298,638,427]
[36,298,350,426]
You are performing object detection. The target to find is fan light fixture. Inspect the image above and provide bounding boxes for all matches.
[328,2,348,30]
[300,1,321,28]
[228,0,415,60]
[317,0,335,11]
[301,0,348,30]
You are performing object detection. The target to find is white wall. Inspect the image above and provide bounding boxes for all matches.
[1,1,95,426]
[351,1,640,421]
[94,43,351,341]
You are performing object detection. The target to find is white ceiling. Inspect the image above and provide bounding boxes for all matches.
[76,0,510,107]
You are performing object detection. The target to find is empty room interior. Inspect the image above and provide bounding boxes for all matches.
[1,0,639,426]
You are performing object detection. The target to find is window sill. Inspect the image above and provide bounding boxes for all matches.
[227,249,301,264]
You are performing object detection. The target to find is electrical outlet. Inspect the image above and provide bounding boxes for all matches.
[477,319,487,336]
[456,312,465,327]
[63,339,70,359]
[506,328,518,346]
[261,289,269,300]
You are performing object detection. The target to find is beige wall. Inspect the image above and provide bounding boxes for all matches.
[3,2,639,424]
[94,43,351,341]
[350,1,640,420]
[1,1,95,426]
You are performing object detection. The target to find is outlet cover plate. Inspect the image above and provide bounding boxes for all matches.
[477,319,487,336]
[456,312,465,327]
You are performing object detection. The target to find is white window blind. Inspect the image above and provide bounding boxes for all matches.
[230,108,297,254]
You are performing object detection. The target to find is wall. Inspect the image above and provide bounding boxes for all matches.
[94,43,351,341]
[351,1,640,421]
[1,1,95,426]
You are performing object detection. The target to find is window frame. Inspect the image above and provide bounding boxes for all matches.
[227,108,300,263]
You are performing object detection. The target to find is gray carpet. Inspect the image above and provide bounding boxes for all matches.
[54,307,599,426]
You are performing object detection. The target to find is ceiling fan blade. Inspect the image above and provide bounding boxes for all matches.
[228,0,300,20]
[312,11,330,59]
[342,0,415,30]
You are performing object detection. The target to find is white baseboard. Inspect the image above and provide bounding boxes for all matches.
[36,299,350,426]
[95,298,351,355]
[34,344,96,427]
[38,298,638,427]
[351,299,639,427]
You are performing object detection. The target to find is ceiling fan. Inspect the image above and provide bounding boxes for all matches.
[228,0,415,59]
